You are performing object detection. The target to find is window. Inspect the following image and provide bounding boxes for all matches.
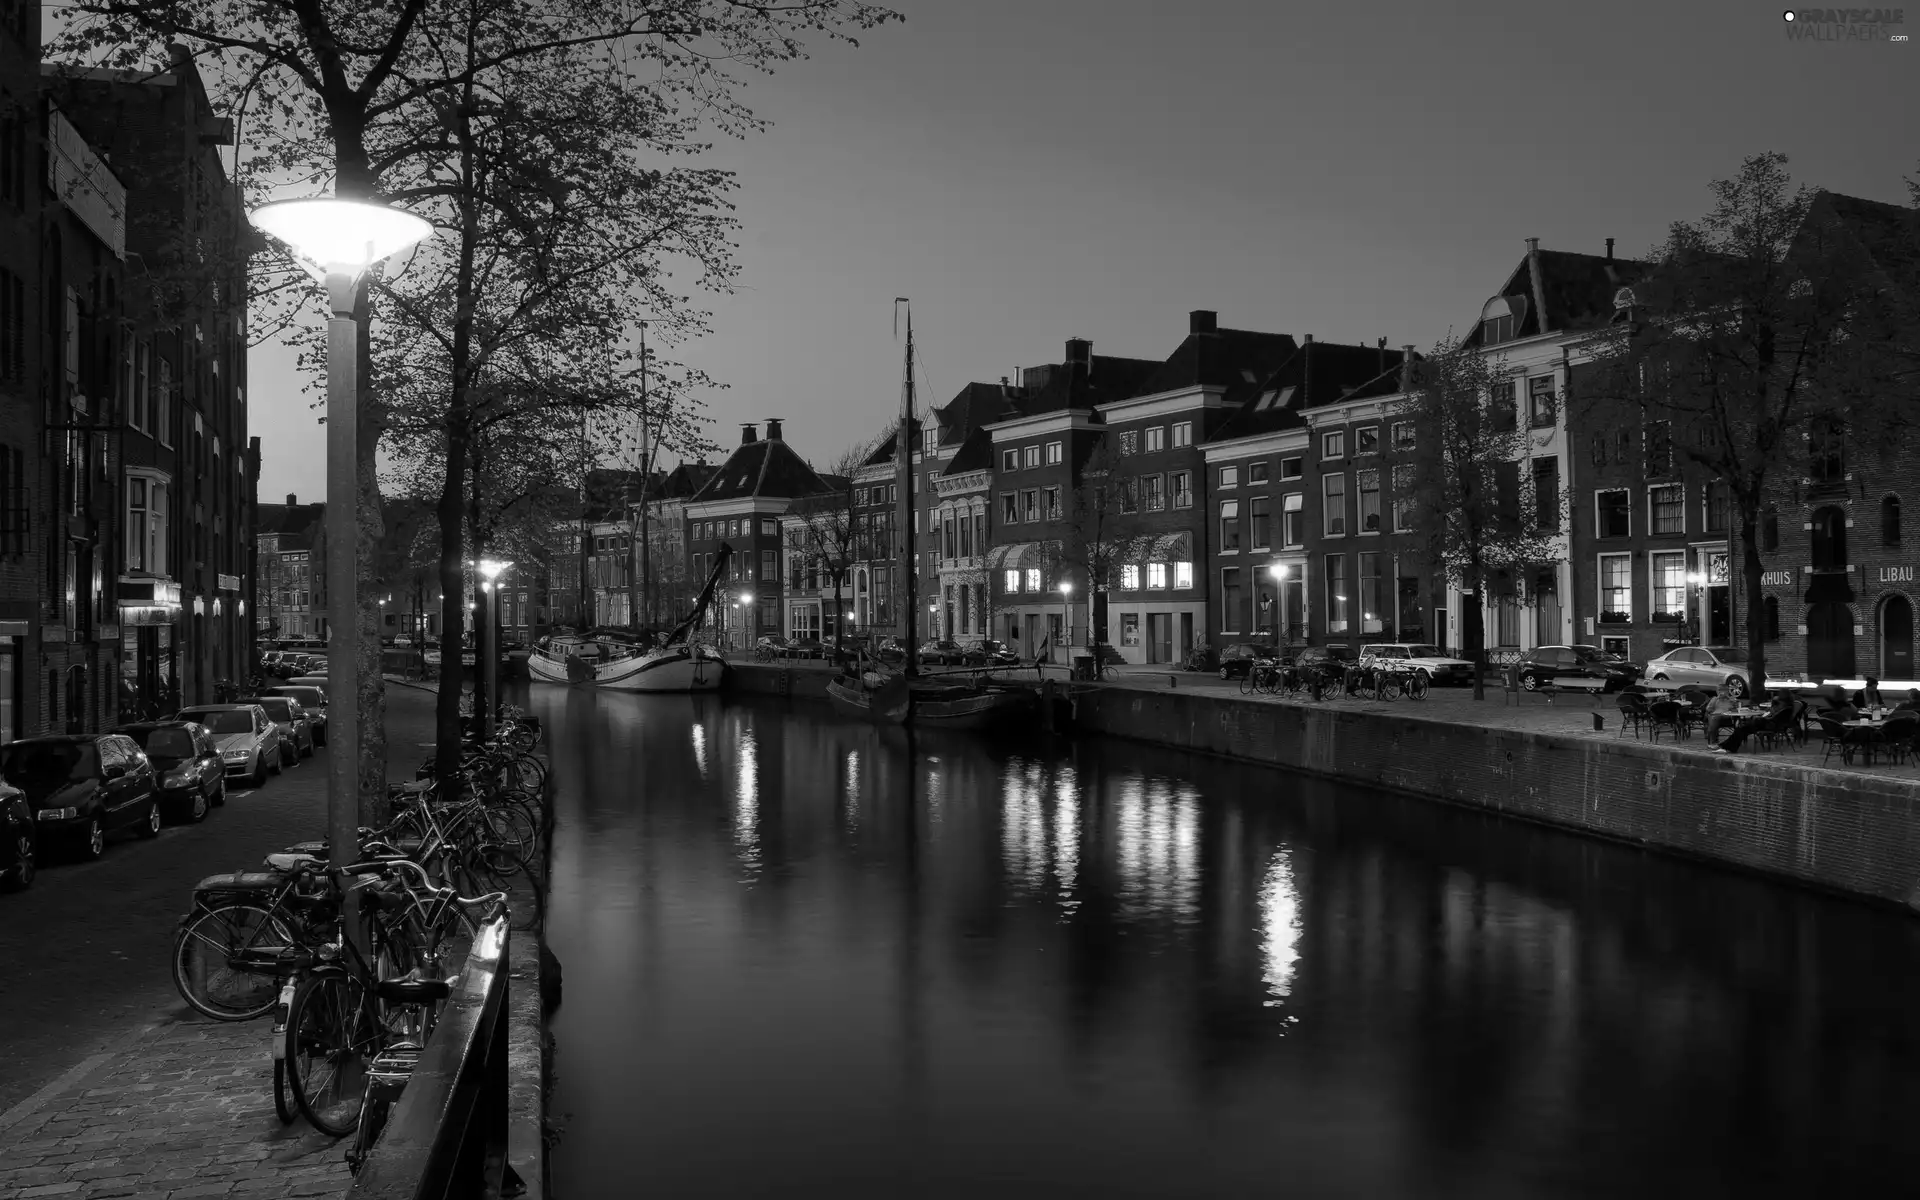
[760,518,778,536]
[1356,426,1380,455]
[1644,420,1673,477]
[1045,440,1062,465]
[943,513,956,559]
[1120,564,1140,590]
[1279,456,1303,480]
[1481,295,1519,344]
[1249,460,1270,484]
[1325,554,1348,633]
[1144,427,1164,453]
[1809,418,1846,486]
[1117,430,1139,456]
[1528,376,1556,427]
[1282,493,1305,546]
[156,359,173,447]
[1220,567,1244,631]
[125,474,168,575]
[1764,595,1780,642]
[1699,481,1728,534]
[1390,466,1414,533]
[1650,484,1684,535]
[1024,445,1041,469]
[758,549,776,580]
[1142,474,1165,511]
[1024,567,1041,593]
[1218,465,1239,489]
[1391,422,1414,452]
[1762,505,1780,551]
[1120,613,1141,646]
[1613,429,1631,466]
[1490,377,1517,430]
[1250,496,1272,549]
[1323,474,1347,536]
[1321,431,1345,459]
[1532,457,1559,531]
[1219,500,1242,551]
[1357,470,1381,533]
[1174,561,1193,588]
[1651,551,1686,621]
[1170,471,1192,509]
[1883,495,1902,545]
[923,427,939,454]
[1002,493,1018,523]
[126,477,148,570]
[1358,553,1384,634]
[1003,569,1020,594]
[1002,449,1018,472]
[0,445,24,555]
[1599,554,1632,622]
[1596,490,1630,537]
[1043,487,1061,520]
[1171,422,1192,448]
[1148,562,1167,589]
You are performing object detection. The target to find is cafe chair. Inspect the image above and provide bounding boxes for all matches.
[1879,715,1920,765]
[1755,706,1801,753]
[1615,691,1650,740]
[1647,699,1686,744]
[1816,715,1852,766]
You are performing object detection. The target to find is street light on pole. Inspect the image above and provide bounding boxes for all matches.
[250,196,431,916]
[478,560,512,737]
[1268,563,1287,639]
[1058,581,1073,664]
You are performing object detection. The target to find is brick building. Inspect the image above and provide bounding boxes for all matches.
[0,1,41,740]
[684,420,825,650]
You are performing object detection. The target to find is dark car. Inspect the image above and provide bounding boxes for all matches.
[241,695,316,763]
[964,639,1021,668]
[115,721,225,822]
[0,779,33,891]
[786,638,829,660]
[1293,645,1359,676]
[1515,644,1643,692]
[0,734,162,860]
[268,685,330,747]
[754,635,793,659]
[1216,641,1282,680]
[919,640,969,666]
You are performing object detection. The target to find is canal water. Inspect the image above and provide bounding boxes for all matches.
[535,688,1920,1198]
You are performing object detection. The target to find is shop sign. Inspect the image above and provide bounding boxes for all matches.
[1761,569,1795,587]
[1707,552,1730,583]
[217,573,240,591]
[1877,566,1915,583]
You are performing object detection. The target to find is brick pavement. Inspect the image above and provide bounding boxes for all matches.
[0,684,449,1200]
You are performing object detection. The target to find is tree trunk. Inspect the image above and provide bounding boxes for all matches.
[1465,557,1487,701]
[432,417,470,784]
[1740,503,1769,701]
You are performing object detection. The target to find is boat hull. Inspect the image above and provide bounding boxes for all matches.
[528,647,723,692]
[910,686,1036,731]
[828,678,910,724]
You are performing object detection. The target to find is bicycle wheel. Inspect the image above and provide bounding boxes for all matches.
[509,754,546,793]
[172,904,293,1022]
[1239,671,1256,696]
[1407,673,1430,700]
[507,723,539,754]
[273,1057,296,1125]
[285,973,374,1137]
[483,803,540,858]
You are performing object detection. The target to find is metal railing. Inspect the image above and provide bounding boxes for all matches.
[347,914,519,1200]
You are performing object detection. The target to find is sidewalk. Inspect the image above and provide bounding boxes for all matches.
[0,687,446,1200]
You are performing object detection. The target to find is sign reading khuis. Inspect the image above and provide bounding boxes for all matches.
[1761,569,1795,587]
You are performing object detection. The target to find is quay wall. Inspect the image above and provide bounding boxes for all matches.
[719,663,1920,912]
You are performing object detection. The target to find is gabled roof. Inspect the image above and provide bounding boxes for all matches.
[935,381,1024,446]
[1131,327,1300,401]
[657,462,718,500]
[1014,352,1162,418]
[1806,190,1920,297]
[941,428,994,476]
[256,502,326,546]
[1465,247,1650,347]
[692,436,828,503]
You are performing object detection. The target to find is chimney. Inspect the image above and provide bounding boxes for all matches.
[1400,345,1415,393]
[1301,336,1312,406]
[1605,237,1615,262]
[1064,338,1091,367]
[740,423,758,446]
[1189,310,1218,335]
[1377,336,1387,374]
[764,418,783,442]
[286,493,296,506]
[1525,237,1550,337]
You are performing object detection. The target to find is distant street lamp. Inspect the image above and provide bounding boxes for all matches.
[250,196,431,904]
[1267,563,1287,638]
[1058,581,1073,664]
[478,560,512,738]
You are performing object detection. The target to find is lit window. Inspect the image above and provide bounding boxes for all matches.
[1121,564,1140,590]
[1282,493,1304,546]
[1650,551,1686,621]
[1003,569,1020,594]
[1024,567,1041,593]
[1323,474,1347,536]
[1147,562,1168,589]
[1174,561,1193,588]
[1599,554,1632,621]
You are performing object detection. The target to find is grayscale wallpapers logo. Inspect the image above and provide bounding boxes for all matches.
[1783,8,1909,40]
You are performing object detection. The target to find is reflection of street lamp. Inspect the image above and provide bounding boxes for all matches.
[478,560,511,737]
[251,196,431,906]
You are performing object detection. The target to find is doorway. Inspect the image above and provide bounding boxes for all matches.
[1883,595,1914,679]
[1178,612,1193,662]
[1707,586,1731,645]
[1147,613,1172,664]
[1806,602,1857,679]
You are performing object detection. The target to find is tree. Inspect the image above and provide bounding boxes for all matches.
[1392,336,1567,699]
[1057,440,1146,661]
[1580,153,1920,697]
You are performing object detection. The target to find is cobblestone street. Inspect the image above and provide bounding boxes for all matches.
[0,684,444,1200]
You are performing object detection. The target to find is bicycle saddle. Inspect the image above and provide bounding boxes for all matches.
[376,977,452,1004]
[193,871,286,893]
[390,779,434,795]
[262,852,322,872]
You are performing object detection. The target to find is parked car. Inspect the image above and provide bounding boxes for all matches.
[1644,645,1752,696]
[241,696,316,763]
[1,779,34,890]
[1217,641,1283,680]
[872,638,908,664]
[286,675,331,694]
[755,635,793,658]
[114,721,225,822]
[1293,645,1359,676]
[1359,643,1476,686]
[918,639,969,666]
[0,734,162,860]
[267,686,330,747]
[1514,644,1642,692]
[786,638,829,659]
[174,704,285,787]
[965,639,1021,668]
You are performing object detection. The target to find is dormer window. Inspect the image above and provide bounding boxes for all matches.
[922,428,938,454]
[1480,295,1526,345]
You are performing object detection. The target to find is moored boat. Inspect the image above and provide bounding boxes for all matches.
[529,546,735,693]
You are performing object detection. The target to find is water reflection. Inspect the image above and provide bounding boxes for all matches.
[542,690,1920,1199]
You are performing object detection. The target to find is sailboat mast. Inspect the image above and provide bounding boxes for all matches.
[896,301,918,679]
[636,321,652,631]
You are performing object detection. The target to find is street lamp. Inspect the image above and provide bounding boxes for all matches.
[477,560,512,737]
[1058,581,1073,664]
[1266,564,1287,639]
[250,196,431,900]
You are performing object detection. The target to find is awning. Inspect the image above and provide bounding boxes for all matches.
[986,541,1044,572]
[1144,531,1192,563]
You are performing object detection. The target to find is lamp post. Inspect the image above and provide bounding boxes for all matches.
[250,197,431,904]
[1685,570,1706,645]
[738,592,754,654]
[1058,581,1073,665]
[477,560,511,738]
[1268,563,1288,641]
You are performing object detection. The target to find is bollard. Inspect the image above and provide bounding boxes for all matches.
[1593,712,1604,732]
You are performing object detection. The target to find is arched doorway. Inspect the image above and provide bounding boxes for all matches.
[1884,595,1914,680]
[1806,603,1856,679]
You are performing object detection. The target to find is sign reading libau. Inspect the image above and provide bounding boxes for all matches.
[1878,566,1915,583]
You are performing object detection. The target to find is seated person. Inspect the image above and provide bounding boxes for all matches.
[1896,688,1920,713]
[1702,683,1745,744]
[1827,700,1863,724]
[1855,676,1888,709]
[1715,691,1797,754]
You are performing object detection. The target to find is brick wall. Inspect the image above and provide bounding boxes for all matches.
[1072,687,1920,911]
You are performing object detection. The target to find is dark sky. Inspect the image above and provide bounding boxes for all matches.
[250,0,1918,502]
